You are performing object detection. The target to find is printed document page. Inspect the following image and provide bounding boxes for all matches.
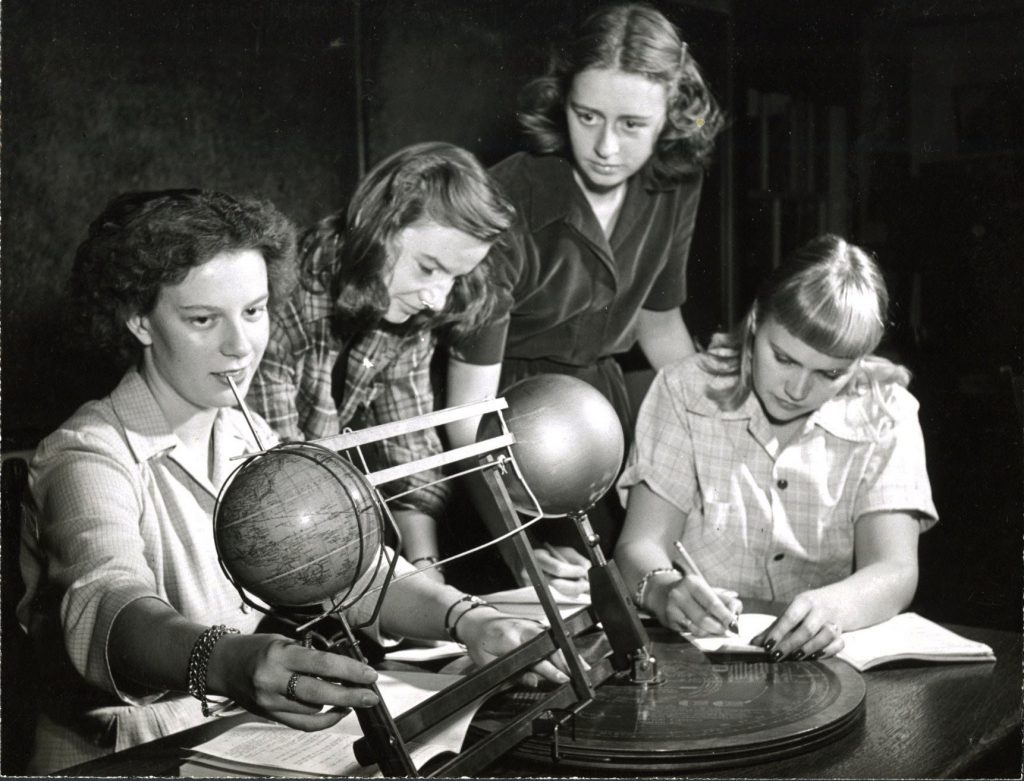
[181,671,475,777]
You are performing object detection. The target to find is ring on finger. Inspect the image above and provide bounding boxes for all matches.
[285,672,302,701]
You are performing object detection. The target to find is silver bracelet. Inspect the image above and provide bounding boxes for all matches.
[633,568,677,610]
[187,624,240,717]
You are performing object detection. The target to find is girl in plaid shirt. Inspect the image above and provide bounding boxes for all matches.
[615,234,937,663]
[248,143,515,581]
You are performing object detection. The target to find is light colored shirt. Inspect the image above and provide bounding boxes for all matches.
[247,260,449,519]
[617,355,938,602]
[17,369,397,772]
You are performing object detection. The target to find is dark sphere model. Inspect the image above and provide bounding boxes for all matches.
[214,442,383,607]
[478,373,625,517]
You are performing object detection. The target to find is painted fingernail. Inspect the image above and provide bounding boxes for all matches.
[728,621,740,634]
[763,638,776,651]
[770,650,783,662]
[808,650,824,661]
[790,650,805,661]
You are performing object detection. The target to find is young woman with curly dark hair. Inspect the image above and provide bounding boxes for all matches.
[19,188,562,773]
[68,188,298,368]
[444,3,725,594]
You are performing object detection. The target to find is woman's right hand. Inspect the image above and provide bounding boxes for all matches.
[649,575,742,637]
[456,608,572,687]
[209,633,382,731]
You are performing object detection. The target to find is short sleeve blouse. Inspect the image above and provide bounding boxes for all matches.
[453,153,703,367]
[617,356,939,601]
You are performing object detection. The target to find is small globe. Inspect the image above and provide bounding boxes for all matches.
[477,374,625,517]
[214,442,383,608]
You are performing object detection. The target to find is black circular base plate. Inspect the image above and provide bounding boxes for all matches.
[469,626,866,772]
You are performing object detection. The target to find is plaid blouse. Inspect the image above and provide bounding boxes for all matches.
[247,275,449,519]
[617,355,938,602]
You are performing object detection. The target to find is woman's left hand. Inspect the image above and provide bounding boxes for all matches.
[750,591,845,662]
[528,545,590,598]
[456,608,571,686]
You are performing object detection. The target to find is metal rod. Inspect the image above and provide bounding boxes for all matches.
[225,376,265,451]
[365,434,514,486]
[312,398,508,451]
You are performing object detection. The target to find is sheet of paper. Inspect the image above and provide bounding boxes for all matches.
[384,641,467,663]
[683,612,775,654]
[682,611,997,670]
[182,725,458,779]
[483,585,591,606]
[482,585,592,625]
[185,671,475,777]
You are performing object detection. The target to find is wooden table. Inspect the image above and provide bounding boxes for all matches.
[59,622,1022,779]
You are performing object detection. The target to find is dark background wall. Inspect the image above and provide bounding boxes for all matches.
[1,0,1020,638]
[1,0,743,447]
[1,0,361,441]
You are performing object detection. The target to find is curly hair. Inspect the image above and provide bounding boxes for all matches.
[518,2,724,184]
[298,142,515,339]
[70,188,297,368]
[703,234,911,414]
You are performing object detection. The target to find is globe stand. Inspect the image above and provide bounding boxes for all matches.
[344,394,655,775]
[218,391,653,777]
[464,476,658,686]
[569,511,660,685]
[350,455,611,776]
[322,616,419,777]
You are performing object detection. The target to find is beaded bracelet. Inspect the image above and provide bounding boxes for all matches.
[187,624,240,717]
[633,568,678,610]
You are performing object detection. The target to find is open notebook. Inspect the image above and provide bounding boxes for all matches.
[179,671,479,778]
[687,611,996,671]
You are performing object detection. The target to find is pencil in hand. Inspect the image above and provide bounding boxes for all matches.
[672,540,740,634]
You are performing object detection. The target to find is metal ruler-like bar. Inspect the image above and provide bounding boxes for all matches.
[311,398,508,451]
[365,434,515,487]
